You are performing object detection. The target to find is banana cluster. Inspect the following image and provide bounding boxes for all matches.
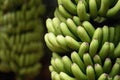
[0,0,45,79]
[44,0,120,80]
[50,52,120,80]
[55,0,120,23]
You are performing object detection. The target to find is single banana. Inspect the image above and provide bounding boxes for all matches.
[113,75,120,80]
[86,65,95,80]
[71,63,87,80]
[58,4,72,18]
[108,42,115,59]
[46,18,56,34]
[72,16,81,26]
[19,54,25,67]
[56,35,70,52]
[83,53,93,67]
[109,63,120,77]
[77,26,91,43]
[98,0,110,16]
[71,51,85,73]
[60,22,77,40]
[54,8,66,23]
[109,27,115,42]
[62,56,72,75]
[49,65,55,72]
[52,17,62,35]
[93,55,102,65]
[106,0,120,17]
[98,73,108,80]
[94,63,103,78]
[103,58,112,73]
[65,36,81,51]
[92,28,102,44]
[59,72,76,80]
[89,0,98,18]
[114,42,120,58]
[66,18,78,38]
[98,42,110,61]
[101,25,109,45]
[51,58,59,73]
[114,24,120,46]
[116,58,120,65]
[89,39,99,57]
[77,0,90,21]
[60,0,77,14]
[82,21,95,37]
[78,42,89,58]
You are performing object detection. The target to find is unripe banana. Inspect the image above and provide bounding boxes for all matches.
[66,18,78,37]
[103,58,112,73]
[82,21,95,37]
[93,55,102,65]
[59,72,76,80]
[114,42,120,58]
[94,64,103,78]
[98,73,108,80]
[78,42,89,58]
[98,0,110,16]
[92,28,102,44]
[71,51,85,73]
[72,16,81,26]
[98,42,110,61]
[62,56,72,75]
[89,0,97,18]
[71,63,87,80]
[86,65,95,80]
[106,0,120,17]
[113,75,120,80]
[83,53,93,67]
[77,0,90,21]
[109,27,115,42]
[60,22,77,40]
[108,42,115,59]
[109,63,120,77]
[101,25,109,45]
[89,39,99,57]
[58,4,72,18]
[65,36,81,51]
[77,26,91,43]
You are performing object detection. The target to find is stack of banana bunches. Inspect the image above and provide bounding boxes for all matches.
[0,0,45,79]
[45,0,120,80]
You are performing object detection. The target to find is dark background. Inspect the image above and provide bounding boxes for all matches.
[0,0,57,80]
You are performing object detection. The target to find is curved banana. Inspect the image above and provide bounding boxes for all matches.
[109,27,115,42]
[94,63,103,78]
[89,39,99,57]
[113,75,120,80]
[98,73,108,80]
[83,53,93,67]
[98,0,110,16]
[103,58,112,73]
[77,0,90,21]
[89,0,98,18]
[77,26,91,43]
[60,22,77,40]
[66,18,78,38]
[98,42,110,61]
[72,16,81,26]
[78,42,89,58]
[114,42,120,58]
[109,63,120,77]
[93,55,102,65]
[65,36,81,51]
[58,4,72,18]
[71,63,87,80]
[71,51,85,73]
[86,65,95,80]
[106,0,120,17]
[82,21,95,37]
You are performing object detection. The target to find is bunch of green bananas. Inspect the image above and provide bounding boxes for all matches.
[0,0,45,79]
[44,0,120,80]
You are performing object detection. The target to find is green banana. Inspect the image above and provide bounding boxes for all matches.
[77,26,91,43]
[114,42,120,58]
[93,55,102,65]
[86,65,95,80]
[71,63,87,80]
